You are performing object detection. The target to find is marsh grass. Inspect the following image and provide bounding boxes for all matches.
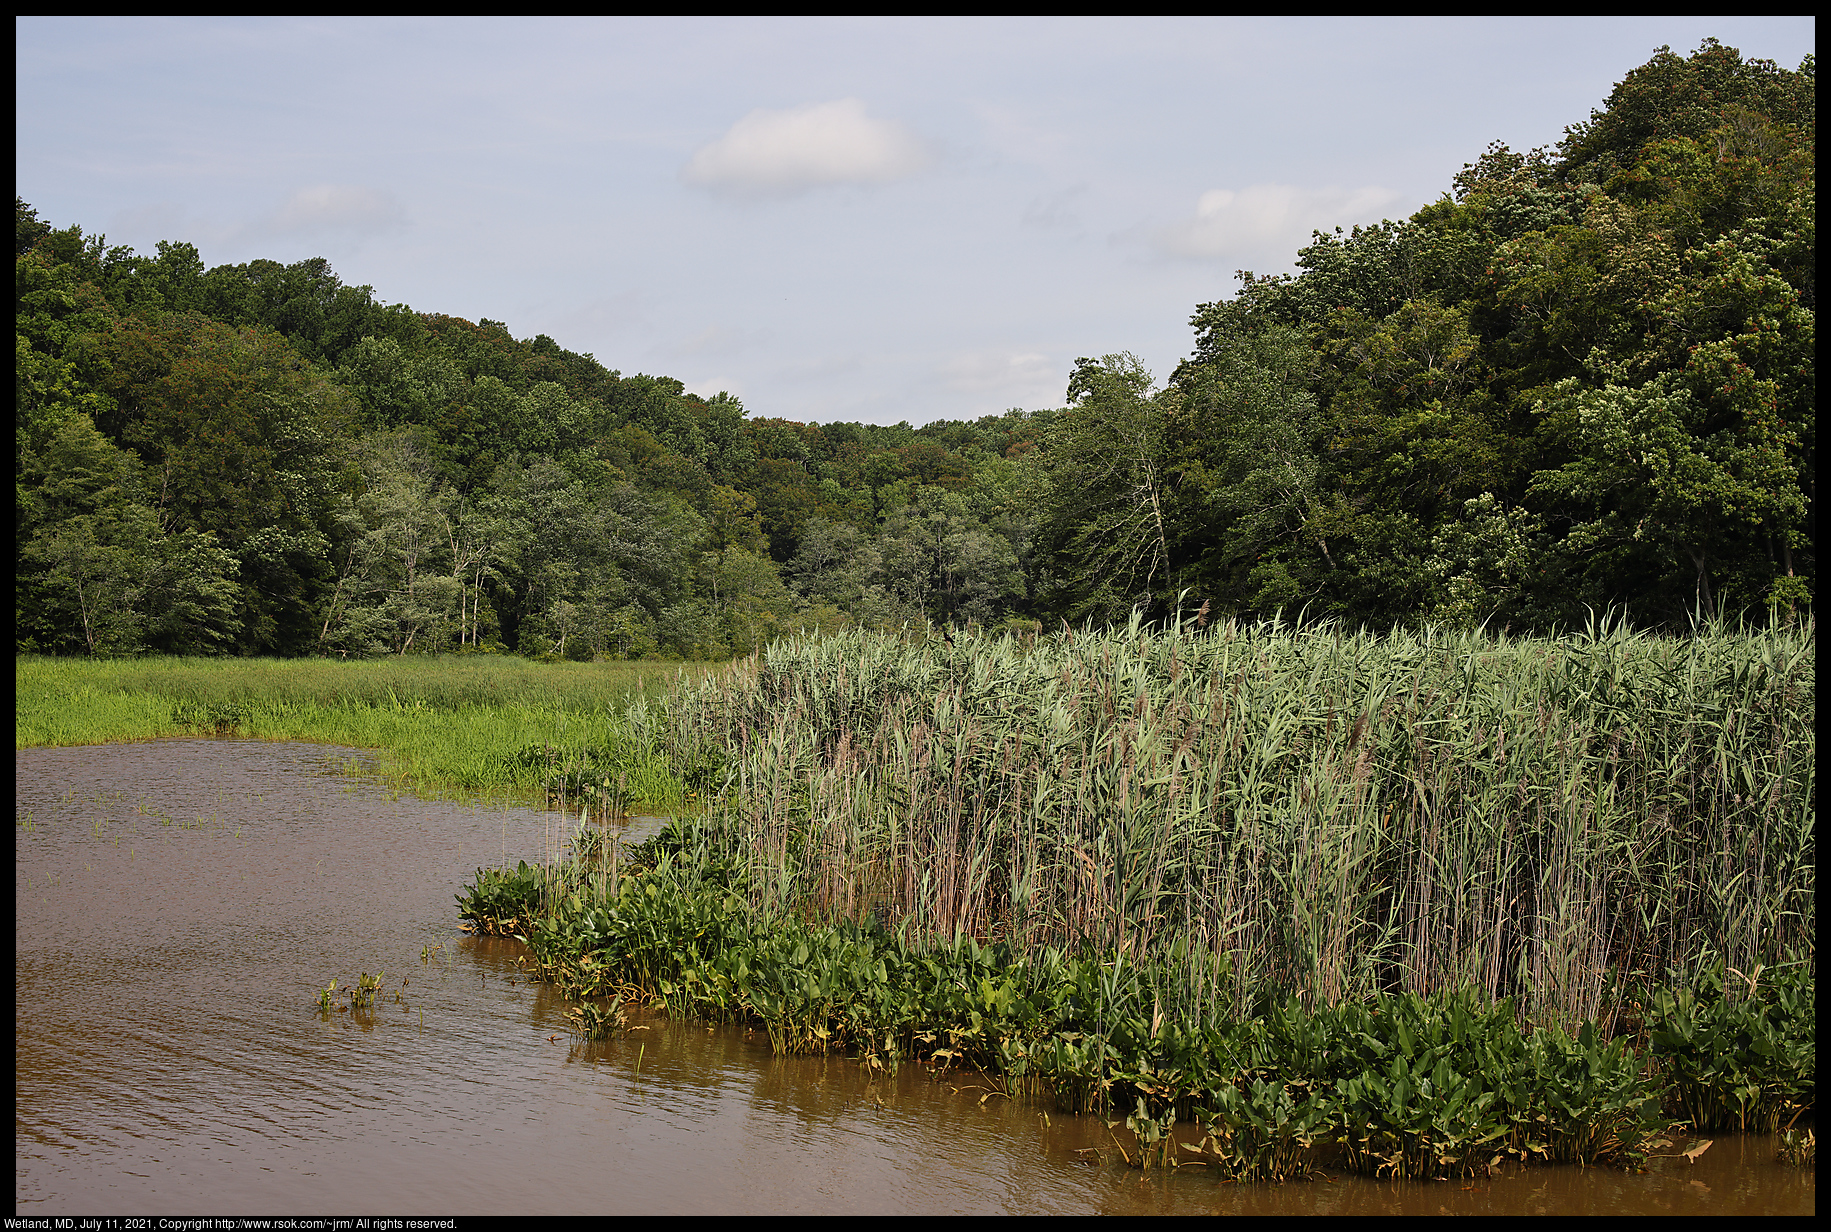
[662,614,1813,1031]
[15,653,705,807]
[476,823,1758,1180]
[461,614,1810,1181]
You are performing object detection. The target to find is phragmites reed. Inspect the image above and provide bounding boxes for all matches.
[664,613,1814,1031]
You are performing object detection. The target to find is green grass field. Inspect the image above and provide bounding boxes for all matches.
[15,653,715,804]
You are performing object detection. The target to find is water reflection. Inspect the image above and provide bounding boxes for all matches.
[15,740,1815,1214]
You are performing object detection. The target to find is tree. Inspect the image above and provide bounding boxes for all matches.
[353,431,461,654]
[786,516,879,609]
[1526,96,1814,624]
[18,413,240,654]
[90,314,356,653]
[1557,39,1816,188]
[1035,354,1176,621]
[1171,325,1336,616]
[1530,363,1806,623]
[1421,492,1553,628]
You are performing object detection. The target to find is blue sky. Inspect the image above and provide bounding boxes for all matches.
[16,16,1816,426]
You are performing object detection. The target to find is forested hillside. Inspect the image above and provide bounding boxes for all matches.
[15,39,1813,658]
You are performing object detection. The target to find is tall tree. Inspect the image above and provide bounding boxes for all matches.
[1035,354,1176,621]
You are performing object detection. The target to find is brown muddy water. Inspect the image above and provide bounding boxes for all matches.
[15,740,1815,1215]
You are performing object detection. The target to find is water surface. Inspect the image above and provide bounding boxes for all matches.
[15,740,1814,1215]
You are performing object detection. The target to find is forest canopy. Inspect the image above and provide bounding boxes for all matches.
[16,39,1813,658]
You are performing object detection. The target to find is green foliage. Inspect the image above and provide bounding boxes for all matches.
[457,860,545,937]
[1557,39,1816,187]
[1146,39,1814,634]
[13,39,1816,652]
[656,620,1812,1027]
[1646,956,1815,1133]
[470,839,1739,1182]
[14,653,699,807]
[567,996,628,1040]
[457,617,1809,1185]
[17,413,242,655]
[1317,995,1673,1176]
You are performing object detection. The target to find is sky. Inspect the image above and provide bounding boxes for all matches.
[15,16,1816,427]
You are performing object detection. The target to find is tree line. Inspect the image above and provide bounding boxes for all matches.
[15,39,1813,658]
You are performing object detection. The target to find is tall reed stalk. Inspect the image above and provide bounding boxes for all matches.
[660,614,1813,1029]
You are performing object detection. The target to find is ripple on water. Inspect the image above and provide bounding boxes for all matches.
[15,740,1817,1215]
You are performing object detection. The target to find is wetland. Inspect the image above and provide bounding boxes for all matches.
[14,739,1812,1214]
[13,616,1816,1213]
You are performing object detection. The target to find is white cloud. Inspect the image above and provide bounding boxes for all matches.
[263,184,407,236]
[682,98,935,199]
[1147,183,1405,260]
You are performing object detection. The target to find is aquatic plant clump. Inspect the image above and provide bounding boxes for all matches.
[463,835,1812,1181]
[567,996,628,1041]
[457,861,546,937]
[312,970,388,1015]
[1645,958,1816,1134]
[1777,1126,1814,1166]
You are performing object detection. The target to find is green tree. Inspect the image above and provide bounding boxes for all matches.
[1035,354,1176,621]
[87,314,358,652]
[18,413,240,654]
[1170,325,1337,616]
[785,516,879,610]
[1557,39,1816,187]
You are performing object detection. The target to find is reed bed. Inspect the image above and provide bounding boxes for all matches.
[661,614,1814,1031]
[462,615,1813,1177]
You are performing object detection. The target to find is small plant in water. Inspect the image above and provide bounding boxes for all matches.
[567,996,627,1041]
[1112,1098,1180,1170]
[1777,1127,1814,1166]
[353,971,385,1009]
[570,823,606,860]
